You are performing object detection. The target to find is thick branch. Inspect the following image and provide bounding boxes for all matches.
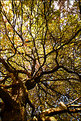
[0,58,14,73]
[0,58,31,77]
[25,64,80,90]
[40,107,81,117]
[37,65,80,82]
[0,83,20,89]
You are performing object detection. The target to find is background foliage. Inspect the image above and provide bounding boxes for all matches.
[0,0,81,121]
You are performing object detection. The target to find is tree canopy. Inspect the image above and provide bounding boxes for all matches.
[0,0,81,121]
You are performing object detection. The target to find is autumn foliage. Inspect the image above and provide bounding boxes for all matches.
[0,0,81,121]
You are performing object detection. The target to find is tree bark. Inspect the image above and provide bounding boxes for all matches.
[0,87,27,121]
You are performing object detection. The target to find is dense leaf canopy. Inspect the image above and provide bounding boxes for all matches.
[0,0,81,121]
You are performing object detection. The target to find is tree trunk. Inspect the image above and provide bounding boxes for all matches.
[0,87,27,121]
[1,105,27,121]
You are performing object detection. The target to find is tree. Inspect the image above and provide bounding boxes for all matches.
[0,0,81,121]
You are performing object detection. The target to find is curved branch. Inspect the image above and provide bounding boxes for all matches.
[0,76,9,84]
[59,66,81,81]
[36,65,80,82]
[40,107,81,117]
[0,58,31,77]
[46,28,81,56]
[0,58,15,73]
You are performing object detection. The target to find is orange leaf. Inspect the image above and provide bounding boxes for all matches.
[25,39,28,42]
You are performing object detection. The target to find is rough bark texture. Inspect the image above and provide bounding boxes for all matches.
[0,87,27,121]
[1,105,27,121]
